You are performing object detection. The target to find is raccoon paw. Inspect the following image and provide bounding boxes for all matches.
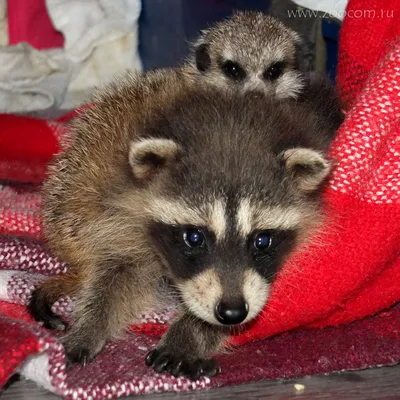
[65,347,93,367]
[145,349,221,380]
[62,336,106,367]
[28,290,68,331]
[43,315,68,331]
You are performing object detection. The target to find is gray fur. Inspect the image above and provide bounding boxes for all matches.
[183,10,306,98]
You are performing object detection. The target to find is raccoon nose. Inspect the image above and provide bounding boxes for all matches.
[215,300,249,325]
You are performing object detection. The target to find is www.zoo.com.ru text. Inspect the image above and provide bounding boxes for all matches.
[287,8,394,19]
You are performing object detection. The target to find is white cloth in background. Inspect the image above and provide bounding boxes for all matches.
[47,0,141,63]
[0,0,142,114]
[0,44,71,113]
[0,0,8,46]
[61,34,141,109]
[292,0,348,20]
[46,0,142,109]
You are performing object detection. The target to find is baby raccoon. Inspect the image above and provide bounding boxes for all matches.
[184,10,306,99]
[29,68,339,380]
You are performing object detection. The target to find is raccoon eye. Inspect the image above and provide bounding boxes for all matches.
[221,61,246,81]
[183,228,205,248]
[263,62,285,81]
[253,232,272,251]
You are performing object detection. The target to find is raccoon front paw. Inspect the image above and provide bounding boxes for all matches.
[145,349,221,380]
[65,347,94,367]
[62,336,106,367]
[43,315,68,331]
[28,290,68,331]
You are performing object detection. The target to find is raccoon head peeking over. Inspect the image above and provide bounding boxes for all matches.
[185,11,306,99]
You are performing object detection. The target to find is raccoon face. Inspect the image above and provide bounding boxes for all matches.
[192,12,305,99]
[148,218,297,326]
[128,140,330,327]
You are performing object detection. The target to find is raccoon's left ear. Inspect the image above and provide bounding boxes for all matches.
[194,37,211,72]
[281,148,331,192]
[129,138,181,181]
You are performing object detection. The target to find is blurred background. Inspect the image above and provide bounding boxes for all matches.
[0,0,343,116]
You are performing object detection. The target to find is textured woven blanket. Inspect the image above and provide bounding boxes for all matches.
[1,0,400,398]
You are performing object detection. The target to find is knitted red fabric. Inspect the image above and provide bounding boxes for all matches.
[336,1,400,108]
[233,4,400,344]
[0,108,90,183]
[0,114,62,183]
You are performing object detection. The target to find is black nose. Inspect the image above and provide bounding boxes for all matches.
[215,300,249,325]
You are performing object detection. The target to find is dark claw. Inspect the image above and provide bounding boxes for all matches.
[28,289,68,331]
[65,347,93,366]
[200,359,221,377]
[169,360,184,376]
[43,316,68,331]
[145,349,221,379]
[186,360,203,380]
[145,349,160,366]
[152,353,172,373]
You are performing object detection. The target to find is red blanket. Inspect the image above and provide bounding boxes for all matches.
[1,1,400,397]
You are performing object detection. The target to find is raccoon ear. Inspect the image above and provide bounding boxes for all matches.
[281,148,331,192]
[129,138,181,181]
[195,42,211,72]
[292,33,309,72]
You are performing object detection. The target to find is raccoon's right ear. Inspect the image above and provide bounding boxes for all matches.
[281,148,331,192]
[129,138,181,181]
[194,40,211,72]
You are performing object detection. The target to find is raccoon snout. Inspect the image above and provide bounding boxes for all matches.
[215,299,249,325]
